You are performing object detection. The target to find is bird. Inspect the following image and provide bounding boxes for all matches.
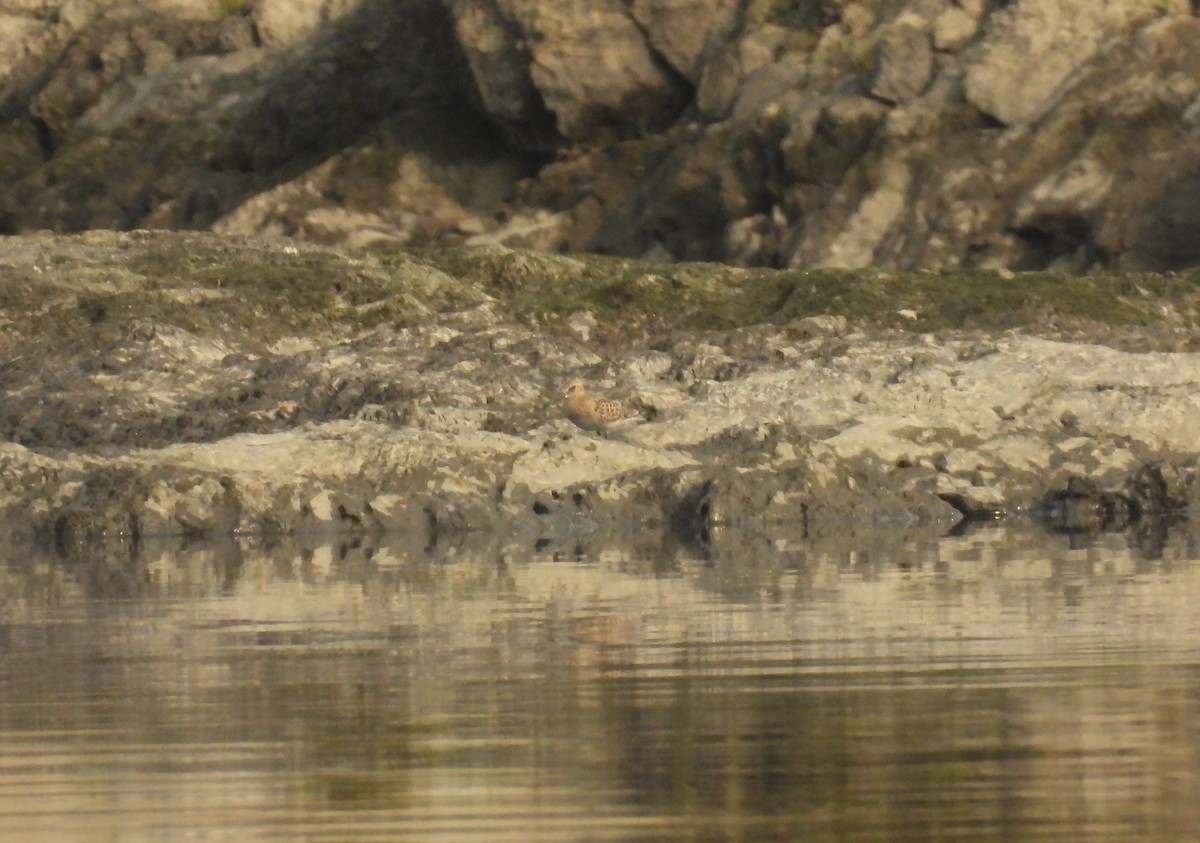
[563,382,643,433]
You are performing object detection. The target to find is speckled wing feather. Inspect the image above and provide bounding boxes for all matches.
[591,398,635,424]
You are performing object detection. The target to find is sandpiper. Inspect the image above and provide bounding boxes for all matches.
[563,382,642,433]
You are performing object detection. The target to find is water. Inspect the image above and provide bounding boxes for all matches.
[0,526,1198,842]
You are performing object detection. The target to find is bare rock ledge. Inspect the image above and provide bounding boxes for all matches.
[1,232,1197,557]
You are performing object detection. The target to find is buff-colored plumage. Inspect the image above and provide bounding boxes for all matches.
[564,382,640,432]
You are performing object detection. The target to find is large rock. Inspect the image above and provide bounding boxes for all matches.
[631,0,740,82]
[871,11,934,105]
[252,0,359,46]
[449,0,695,148]
[963,0,1177,126]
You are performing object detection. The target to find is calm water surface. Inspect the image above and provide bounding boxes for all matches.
[1,527,1198,842]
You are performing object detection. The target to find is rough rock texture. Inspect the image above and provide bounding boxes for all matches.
[0,0,526,243]
[2,232,1199,558]
[449,0,696,147]
[2,0,1200,272]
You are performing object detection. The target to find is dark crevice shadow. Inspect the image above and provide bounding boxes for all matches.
[196,0,531,227]
[0,0,544,233]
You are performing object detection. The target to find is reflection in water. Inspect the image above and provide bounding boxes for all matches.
[0,527,1198,841]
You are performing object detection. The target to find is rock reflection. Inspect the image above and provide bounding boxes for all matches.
[0,525,1197,841]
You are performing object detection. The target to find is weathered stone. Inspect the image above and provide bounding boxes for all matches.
[933,0,985,51]
[630,0,740,82]
[781,96,888,186]
[1,0,485,234]
[450,0,690,146]
[872,13,934,105]
[963,0,1170,127]
[814,158,913,268]
[694,23,791,120]
[253,0,358,46]
[0,232,1197,549]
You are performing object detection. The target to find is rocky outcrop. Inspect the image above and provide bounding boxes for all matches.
[2,1,1200,271]
[2,232,1199,558]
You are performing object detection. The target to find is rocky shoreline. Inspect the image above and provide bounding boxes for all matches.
[1,231,1197,562]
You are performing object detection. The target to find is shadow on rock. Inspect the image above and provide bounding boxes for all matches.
[1,0,511,233]
[1036,461,1198,557]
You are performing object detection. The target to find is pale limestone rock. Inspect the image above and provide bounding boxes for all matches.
[506,437,697,497]
[1014,156,1115,226]
[252,0,357,46]
[963,0,1173,126]
[816,159,913,268]
[933,0,984,50]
